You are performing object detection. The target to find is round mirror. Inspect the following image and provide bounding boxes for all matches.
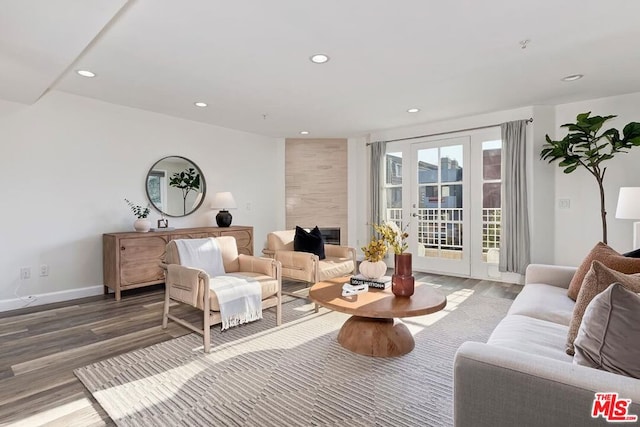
[146,156,206,217]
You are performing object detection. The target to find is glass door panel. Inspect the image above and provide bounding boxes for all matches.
[384,151,404,227]
[411,137,470,276]
[481,140,502,262]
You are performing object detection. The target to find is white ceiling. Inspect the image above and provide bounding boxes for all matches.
[3,0,640,138]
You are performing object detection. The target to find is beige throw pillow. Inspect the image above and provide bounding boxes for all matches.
[567,242,640,301]
[566,261,640,355]
[573,283,640,379]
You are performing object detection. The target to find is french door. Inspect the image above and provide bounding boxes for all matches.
[384,130,503,279]
[409,137,470,276]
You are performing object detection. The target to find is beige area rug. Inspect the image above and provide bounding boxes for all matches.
[75,286,512,426]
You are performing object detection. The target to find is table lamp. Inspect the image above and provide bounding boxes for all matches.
[615,187,640,249]
[211,192,237,227]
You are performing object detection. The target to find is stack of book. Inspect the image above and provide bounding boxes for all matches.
[350,274,392,290]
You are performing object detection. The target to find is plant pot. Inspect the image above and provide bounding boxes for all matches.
[134,218,151,233]
[358,260,387,279]
[392,253,415,297]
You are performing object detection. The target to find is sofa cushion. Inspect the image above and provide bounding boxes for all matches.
[208,272,278,311]
[317,256,355,281]
[507,283,575,326]
[567,242,640,300]
[566,261,640,355]
[487,314,573,363]
[267,230,296,251]
[573,283,640,379]
[294,226,326,260]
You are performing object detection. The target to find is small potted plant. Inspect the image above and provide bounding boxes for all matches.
[360,238,388,279]
[125,199,151,232]
[169,168,201,215]
[373,221,409,255]
[373,221,414,297]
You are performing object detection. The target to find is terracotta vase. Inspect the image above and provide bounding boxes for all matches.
[392,253,415,297]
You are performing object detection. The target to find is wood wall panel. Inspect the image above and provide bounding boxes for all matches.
[285,139,348,243]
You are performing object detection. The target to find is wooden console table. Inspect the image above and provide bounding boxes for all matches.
[103,226,253,300]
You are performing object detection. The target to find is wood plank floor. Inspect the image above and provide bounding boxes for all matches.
[0,274,521,426]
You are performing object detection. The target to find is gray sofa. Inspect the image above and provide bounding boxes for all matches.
[454,264,640,427]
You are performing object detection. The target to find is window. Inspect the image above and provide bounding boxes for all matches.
[416,146,464,253]
[384,152,403,226]
[481,140,501,260]
[393,162,402,179]
[147,170,166,211]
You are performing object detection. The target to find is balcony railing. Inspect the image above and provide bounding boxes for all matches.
[386,207,501,253]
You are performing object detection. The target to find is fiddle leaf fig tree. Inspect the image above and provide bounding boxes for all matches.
[169,167,201,215]
[541,112,640,244]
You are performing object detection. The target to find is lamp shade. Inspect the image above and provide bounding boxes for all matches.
[211,192,237,210]
[615,187,640,219]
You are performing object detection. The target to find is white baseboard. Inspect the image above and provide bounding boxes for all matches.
[0,285,105,313]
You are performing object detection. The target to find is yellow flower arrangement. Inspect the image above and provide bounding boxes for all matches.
[373,221,409,255]
[361,238,388,262]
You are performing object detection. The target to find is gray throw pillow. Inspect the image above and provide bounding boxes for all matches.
[566,261,640,355]
[573,283,640,379]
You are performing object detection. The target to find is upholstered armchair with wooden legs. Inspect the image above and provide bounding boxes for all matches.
[160,236,282,353]
[262,230,356,298]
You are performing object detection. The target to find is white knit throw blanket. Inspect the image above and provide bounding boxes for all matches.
[209,274,263,331]
[174,238,225,278]
[174,238,262,331]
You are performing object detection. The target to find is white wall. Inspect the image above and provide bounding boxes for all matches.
[0,91,285,310]
[348,135,369,252]
[553,92,640,265]
[528,105,556,265]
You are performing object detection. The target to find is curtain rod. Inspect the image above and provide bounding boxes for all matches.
[366,117,533,146]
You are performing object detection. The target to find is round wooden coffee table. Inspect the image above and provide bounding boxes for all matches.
[309,277,447,357]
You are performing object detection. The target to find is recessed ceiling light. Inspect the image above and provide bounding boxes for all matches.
[194,102,208,108]
[561,74,584,82]
[407,108,420,113]
[76,69,96,78]
[300,131,310,135]
[310,54,330,64]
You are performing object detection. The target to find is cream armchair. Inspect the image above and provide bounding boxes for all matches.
[262,230,356,297]
[161,236,282,352]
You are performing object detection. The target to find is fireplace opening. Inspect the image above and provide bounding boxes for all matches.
[316,227,340,245]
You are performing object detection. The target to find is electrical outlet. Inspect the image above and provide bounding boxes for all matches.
[558,198,571,209]
[40,264,49,277]
[20,267,31,280]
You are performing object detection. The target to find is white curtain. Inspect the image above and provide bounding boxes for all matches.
[370,141,386,238]
[499,120,530,274]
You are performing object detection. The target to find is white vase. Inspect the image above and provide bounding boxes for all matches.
[134,218,151,233]
[359,260,387,279]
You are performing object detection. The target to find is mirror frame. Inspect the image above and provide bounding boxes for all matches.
[145,155,207,217]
